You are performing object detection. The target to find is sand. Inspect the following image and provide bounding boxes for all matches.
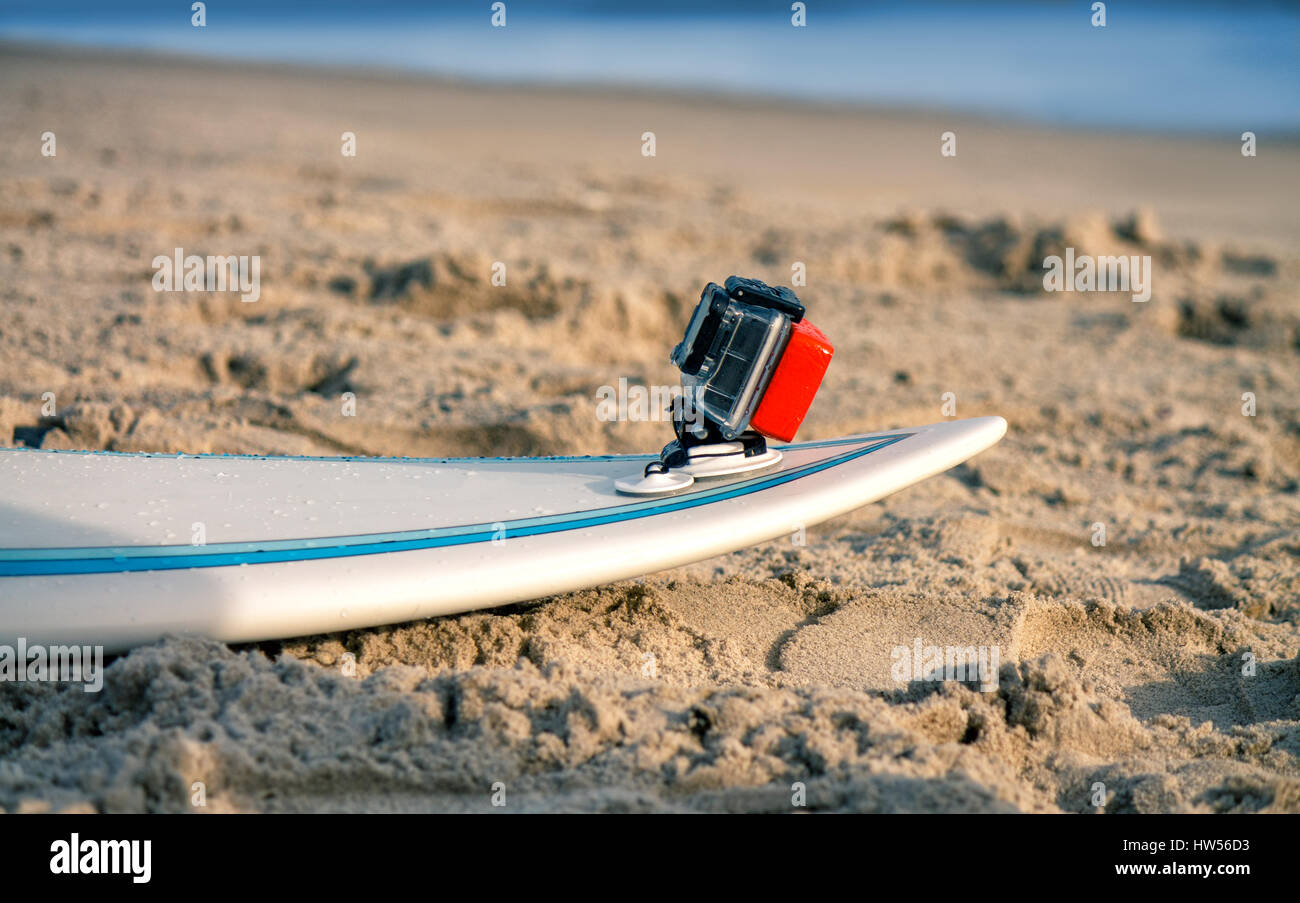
[1,44,1298,813]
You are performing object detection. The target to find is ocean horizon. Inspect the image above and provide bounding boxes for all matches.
[1,1,1297,133]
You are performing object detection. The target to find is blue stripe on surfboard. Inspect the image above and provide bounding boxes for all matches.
[0,434,909,577]
[3,434,913,563]
[4,439,881,561]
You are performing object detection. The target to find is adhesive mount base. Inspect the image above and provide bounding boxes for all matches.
[614,441,782,496]
[614,469,695,496]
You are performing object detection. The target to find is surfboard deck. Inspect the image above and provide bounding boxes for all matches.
[0,416,1006,651]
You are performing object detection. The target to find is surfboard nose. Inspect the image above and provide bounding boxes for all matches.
[970,415,1008,446]
[980,415,1008,440]
[944,415,1007,456]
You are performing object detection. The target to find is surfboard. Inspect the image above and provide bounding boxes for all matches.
[0,416,1006,651]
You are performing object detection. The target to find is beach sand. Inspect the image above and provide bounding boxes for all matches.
[1,44,1298,813]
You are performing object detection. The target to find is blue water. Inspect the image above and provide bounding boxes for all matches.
[1,1,1296,132]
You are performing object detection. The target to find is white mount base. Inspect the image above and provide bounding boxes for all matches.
[614,443,783,496]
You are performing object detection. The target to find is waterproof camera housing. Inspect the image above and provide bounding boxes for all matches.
[672,282,791,439]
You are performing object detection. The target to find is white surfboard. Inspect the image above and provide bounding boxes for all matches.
[0,416,1005,651]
